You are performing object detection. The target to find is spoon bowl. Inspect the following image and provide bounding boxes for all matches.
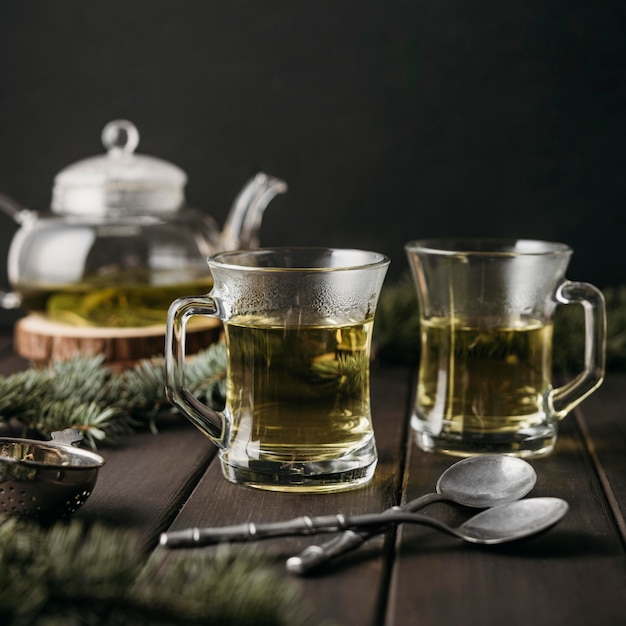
[456,497,569,544]
[340,497,569,545]
[285,497,569,575]
[161,454,538,552]
[285,454,538,574]
[436,454,537,508]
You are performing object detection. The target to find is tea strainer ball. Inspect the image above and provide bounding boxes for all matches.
[0,428,105,522]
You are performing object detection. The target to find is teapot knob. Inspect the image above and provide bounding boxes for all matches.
[101,119,140,155]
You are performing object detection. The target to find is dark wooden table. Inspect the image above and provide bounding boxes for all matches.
[1,333,625,626]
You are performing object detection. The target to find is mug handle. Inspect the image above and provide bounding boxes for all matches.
[165,296,229,447]
[551,281,606,419]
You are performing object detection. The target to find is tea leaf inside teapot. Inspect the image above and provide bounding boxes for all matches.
[43,275,214,328]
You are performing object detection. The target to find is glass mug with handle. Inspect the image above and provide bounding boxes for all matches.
[405,239,605,458]
[165,247,390,492]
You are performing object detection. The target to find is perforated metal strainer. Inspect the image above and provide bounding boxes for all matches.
[0,428,105,522]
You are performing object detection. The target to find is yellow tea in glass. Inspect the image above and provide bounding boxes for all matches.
[166,247,389,491]
[406,239,605,458]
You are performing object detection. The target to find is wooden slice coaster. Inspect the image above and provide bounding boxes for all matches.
[14,314,222,370]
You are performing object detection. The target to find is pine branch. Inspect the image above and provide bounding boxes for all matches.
[0,515,305,626]
[372,273,420,364]
[0,343,228,447]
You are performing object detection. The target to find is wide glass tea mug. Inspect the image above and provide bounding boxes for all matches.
[405,239,606,458]
[165,247,390,492]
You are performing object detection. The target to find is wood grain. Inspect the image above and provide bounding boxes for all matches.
[13,313,221,369]
[1,332,625,626]
[75,414,218,552]
[386,385,626,626]
[163,364,414,626]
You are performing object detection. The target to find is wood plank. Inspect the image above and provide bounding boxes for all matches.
[386,406,626,626]
[75,413,218,552]
[162,363,413,626]
[575,373,626,544]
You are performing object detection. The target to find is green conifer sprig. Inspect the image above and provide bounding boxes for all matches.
[0,515,304,626]
[372,273,421,364]
[0,343,228,447]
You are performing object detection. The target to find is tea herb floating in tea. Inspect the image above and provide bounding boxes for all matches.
[405,239,606,458]
[225,318,372,465]
[166,247,390,492]
[417,317,553,435]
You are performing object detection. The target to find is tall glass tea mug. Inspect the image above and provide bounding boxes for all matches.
[405,239,605,458]
[165,248,390,492]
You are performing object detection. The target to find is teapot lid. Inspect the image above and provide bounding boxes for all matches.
[51,119,187,216]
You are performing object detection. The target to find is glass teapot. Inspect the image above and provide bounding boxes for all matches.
[0,120,287,327]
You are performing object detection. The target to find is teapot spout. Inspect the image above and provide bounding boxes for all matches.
[0,193,34,309]
[0,192,36,226]
[220,173,287,251]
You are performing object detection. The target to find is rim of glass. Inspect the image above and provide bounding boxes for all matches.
[209,247,390,271]
[405,238,572,257]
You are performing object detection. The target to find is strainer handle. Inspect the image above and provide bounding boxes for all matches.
[50,428,85,446]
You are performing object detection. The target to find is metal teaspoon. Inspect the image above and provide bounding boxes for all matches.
[286,454,537,574]
[287,497,568,564]
[160,455,536,550]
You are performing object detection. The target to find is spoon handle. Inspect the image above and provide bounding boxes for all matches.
[160,493,443,549]
[286,492,444,575]
[286,530,371,575]
[160,513,386,548]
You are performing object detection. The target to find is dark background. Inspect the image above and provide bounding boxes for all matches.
[0,1,624,328]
